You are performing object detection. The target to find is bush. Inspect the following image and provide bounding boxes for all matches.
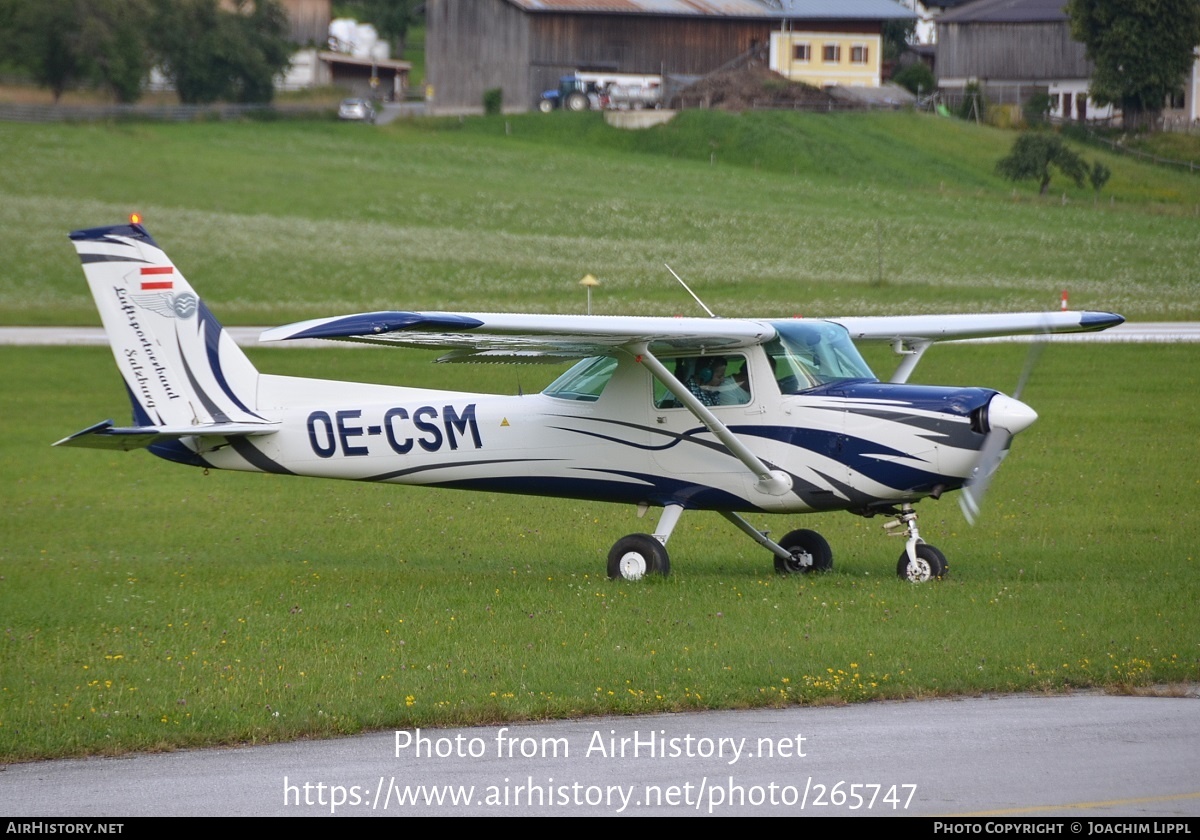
[959,82,986,121]
[987,104,1022,129]
[1024,91,1052,127]
[483,87,503,116]
[892,62,935,97]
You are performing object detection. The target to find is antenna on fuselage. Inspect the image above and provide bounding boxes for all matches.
[664,264,717,318]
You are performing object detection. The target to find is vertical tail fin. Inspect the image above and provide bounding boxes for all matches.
[69,222,263,427]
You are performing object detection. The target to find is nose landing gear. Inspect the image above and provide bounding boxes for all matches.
[886,503,948,582]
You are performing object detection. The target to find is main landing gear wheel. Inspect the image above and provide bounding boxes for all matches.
[775,529,833,575]
[897,544,948,582]
[608,534,670,581]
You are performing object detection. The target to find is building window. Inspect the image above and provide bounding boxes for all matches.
[793,43,811,62]
[850,45,869,64]
[822,44,841,63]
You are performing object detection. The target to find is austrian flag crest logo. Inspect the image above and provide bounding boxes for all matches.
[130,266,197,319]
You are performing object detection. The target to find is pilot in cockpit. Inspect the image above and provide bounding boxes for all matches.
[684,356,727,406]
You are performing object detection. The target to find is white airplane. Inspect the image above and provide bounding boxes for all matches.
[57,221,1124,582]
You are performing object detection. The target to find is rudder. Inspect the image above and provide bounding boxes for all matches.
[70,222,263,427]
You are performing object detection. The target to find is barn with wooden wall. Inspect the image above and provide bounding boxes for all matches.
[426,0,914,114]
[934,0,1108,120]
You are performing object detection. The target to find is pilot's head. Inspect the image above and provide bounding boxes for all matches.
[697,356,726,385]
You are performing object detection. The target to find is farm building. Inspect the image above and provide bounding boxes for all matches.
[278,0,332,45]
[934,0,1111,121]
[425,0,916,114]
[936,0,1199,126]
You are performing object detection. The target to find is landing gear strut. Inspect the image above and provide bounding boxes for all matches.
[607,502,947,581]
[719,512,833,575]
[886,503,948,582]
[607,504,681,580]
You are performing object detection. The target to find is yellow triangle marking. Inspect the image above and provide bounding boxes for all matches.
[500,418,510,427]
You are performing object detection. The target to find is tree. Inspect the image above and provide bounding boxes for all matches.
[1066,0,1200,131]
[881,18,917,65]
[2,0,152,103]
[79,0,154,103]
[152,0,292,104]
[996,133,1088,195]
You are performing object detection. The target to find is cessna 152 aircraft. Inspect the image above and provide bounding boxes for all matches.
[57,221,1123,582]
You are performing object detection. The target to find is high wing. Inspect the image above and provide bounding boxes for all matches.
[260,309,1124,363]
[829,311,1124,342]
[259,311,777,361]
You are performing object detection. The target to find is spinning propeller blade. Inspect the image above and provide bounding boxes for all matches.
[959,338,1044,524]
[1012,336,1046,401]
[959,424,1014,525]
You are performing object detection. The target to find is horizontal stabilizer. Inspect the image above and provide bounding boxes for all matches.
[54,419,280,451]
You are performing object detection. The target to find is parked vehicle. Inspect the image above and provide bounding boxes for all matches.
[538,72,662,112]
[338,98,376,123]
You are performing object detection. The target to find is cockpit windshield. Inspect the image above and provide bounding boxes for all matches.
[766,321,876,393]
[543,356,618,402]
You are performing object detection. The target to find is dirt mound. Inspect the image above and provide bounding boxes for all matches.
[672,64,833,111]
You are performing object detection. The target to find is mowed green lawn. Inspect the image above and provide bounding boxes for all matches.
[0,112,1197,761]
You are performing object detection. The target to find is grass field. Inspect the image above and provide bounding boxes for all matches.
[1,112,1199,326]
[0,111,1197,761]
[1,342,1197,761]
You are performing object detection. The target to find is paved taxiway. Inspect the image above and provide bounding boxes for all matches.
[3,322,1200,348]
[3,691,1198,817]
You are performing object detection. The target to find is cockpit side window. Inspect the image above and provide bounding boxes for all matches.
[543,356,618,402]
[654,354,751,409]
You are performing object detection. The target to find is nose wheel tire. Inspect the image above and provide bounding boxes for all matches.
[775,529,833,574]
[608,534,670,580]
[897,544,948,582]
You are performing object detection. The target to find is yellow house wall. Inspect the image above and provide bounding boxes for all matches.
[770,31,882,88]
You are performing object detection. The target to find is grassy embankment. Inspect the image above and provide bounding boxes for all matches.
[2,110,1198,326]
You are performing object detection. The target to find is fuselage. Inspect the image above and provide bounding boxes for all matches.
[170,348,1000,516]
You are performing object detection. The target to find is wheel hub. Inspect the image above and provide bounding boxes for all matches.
[618,552,647,581]
[904,558,933,582]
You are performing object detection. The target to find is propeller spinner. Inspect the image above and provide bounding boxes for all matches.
[959,392,1039,525]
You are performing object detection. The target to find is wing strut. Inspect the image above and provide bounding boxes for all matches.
[888,339,932,384]
[720,511,794,561]
[633,346,792,497]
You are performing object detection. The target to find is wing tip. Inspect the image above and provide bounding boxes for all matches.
[262,311,486,342]
[1079,311,1125,332]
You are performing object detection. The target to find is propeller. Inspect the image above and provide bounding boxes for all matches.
[958,339,1044,525]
